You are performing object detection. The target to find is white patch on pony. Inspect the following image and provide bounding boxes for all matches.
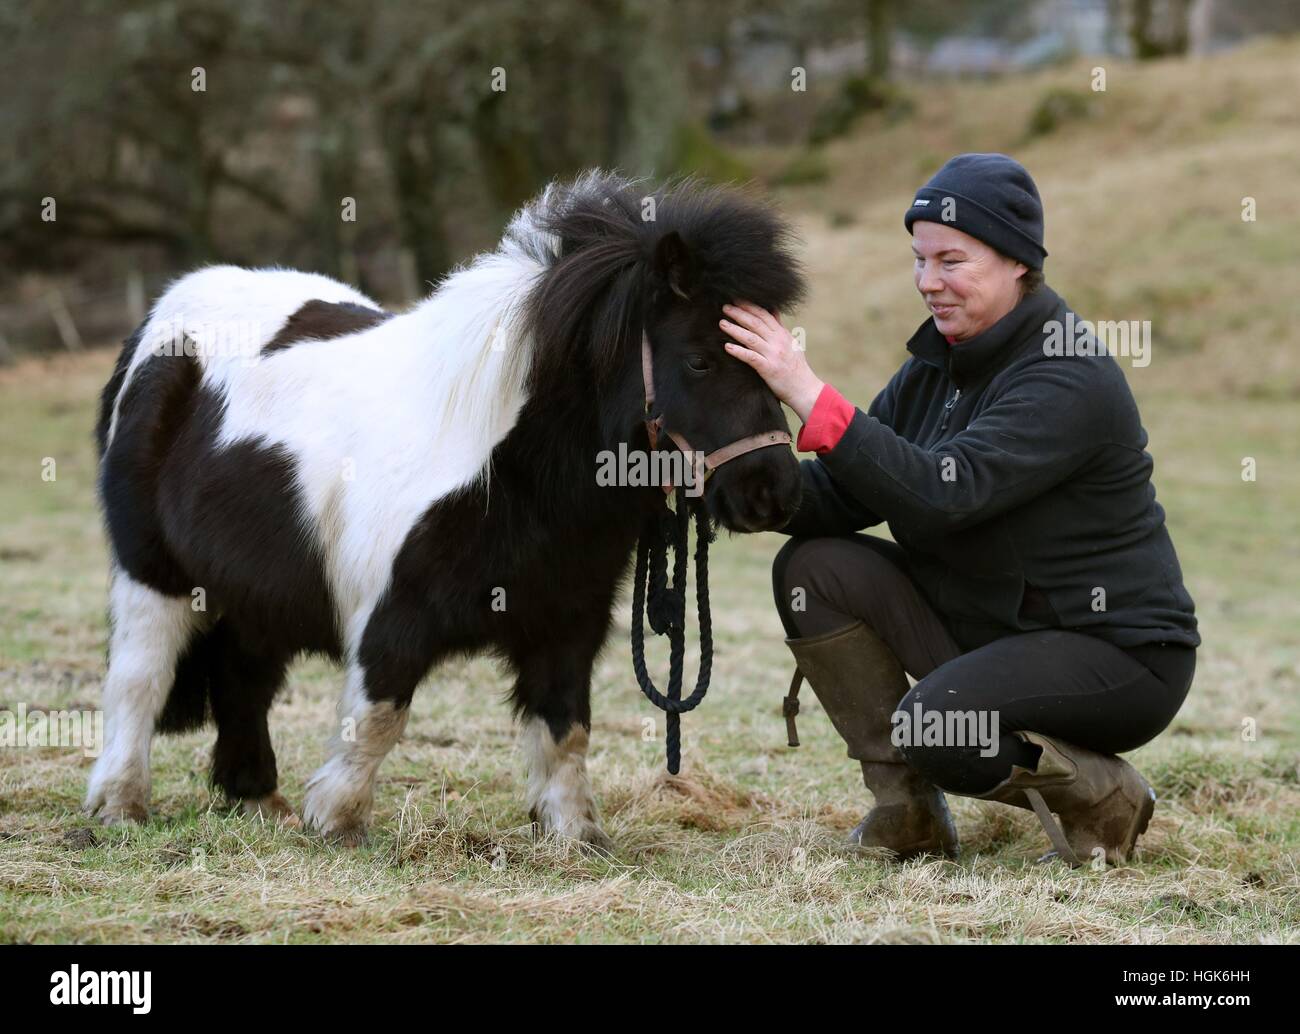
[212,248,541,633]
[521,717,609,848]
[85,569,207,823]
[301,667,409,844]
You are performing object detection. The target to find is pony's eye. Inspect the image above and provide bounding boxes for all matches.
[686,355,710,374]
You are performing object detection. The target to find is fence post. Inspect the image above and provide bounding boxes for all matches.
[46,287,83,351]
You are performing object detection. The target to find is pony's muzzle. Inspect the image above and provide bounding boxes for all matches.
[704,446,801,533]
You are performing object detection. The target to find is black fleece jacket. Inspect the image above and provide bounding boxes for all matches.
[779,284,1200,653]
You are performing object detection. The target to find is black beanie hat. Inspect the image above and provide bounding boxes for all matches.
[904,153,1047,269]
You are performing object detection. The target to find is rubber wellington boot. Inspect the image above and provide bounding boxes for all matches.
[784,620,959,860]
[972,730,1157,867]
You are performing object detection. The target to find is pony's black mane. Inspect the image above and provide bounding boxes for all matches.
[520,171,807,394]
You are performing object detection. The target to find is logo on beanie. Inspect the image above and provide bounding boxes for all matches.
[913,198,930,206]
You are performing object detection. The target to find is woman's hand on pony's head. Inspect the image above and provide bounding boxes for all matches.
[719,300,825,423]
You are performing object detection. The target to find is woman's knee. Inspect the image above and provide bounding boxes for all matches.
[771,536,865,637]
[894,677,1031,795]
[771,537,817,637]
[771,536,810,606]
[893,681,943,776]
[773,535,898,615]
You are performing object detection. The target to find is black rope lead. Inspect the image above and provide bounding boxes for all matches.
[630,483,716,774]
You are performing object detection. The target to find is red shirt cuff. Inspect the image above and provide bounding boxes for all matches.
[796,383,855,454]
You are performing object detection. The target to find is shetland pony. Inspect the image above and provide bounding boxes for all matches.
[86,171,806,846]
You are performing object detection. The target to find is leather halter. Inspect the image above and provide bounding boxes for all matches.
[641,331,792,495]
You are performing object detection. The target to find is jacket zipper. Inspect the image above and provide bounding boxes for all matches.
[940,386,962,433]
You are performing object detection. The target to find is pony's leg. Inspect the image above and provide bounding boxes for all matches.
[514,642,611,850]
[301,664,413,846]
[301,596,439,844]
[85,571,204,824]
[206,625,297,824]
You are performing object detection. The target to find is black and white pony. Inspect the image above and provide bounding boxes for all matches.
[86,171,806,847]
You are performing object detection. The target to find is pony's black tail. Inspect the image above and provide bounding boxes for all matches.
[154,620,225,734]
[95,324,143,460]
[154,619,288,800]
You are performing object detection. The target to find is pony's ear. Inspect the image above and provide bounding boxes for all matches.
[652,230,695,301]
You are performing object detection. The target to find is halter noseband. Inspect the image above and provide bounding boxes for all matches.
[641,331,792,494]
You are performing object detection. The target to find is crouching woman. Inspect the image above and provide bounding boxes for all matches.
[720,154,1198,866]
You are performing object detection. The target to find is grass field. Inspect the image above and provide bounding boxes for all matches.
[1,40,1297,943]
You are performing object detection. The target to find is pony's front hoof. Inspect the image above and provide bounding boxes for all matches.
[242,792,302,828]
[321,823,368,848]
[85,767,150,827]
[89,799,149,826]
[301,806,369,842]
[302,760,379,848]
[531,813,613,855]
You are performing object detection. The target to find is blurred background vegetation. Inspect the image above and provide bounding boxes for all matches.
[0,0,1297,356]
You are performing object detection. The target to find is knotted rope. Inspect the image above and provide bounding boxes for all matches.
[630,484,716,774]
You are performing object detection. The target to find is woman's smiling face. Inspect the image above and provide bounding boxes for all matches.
[912,221,1027,342]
